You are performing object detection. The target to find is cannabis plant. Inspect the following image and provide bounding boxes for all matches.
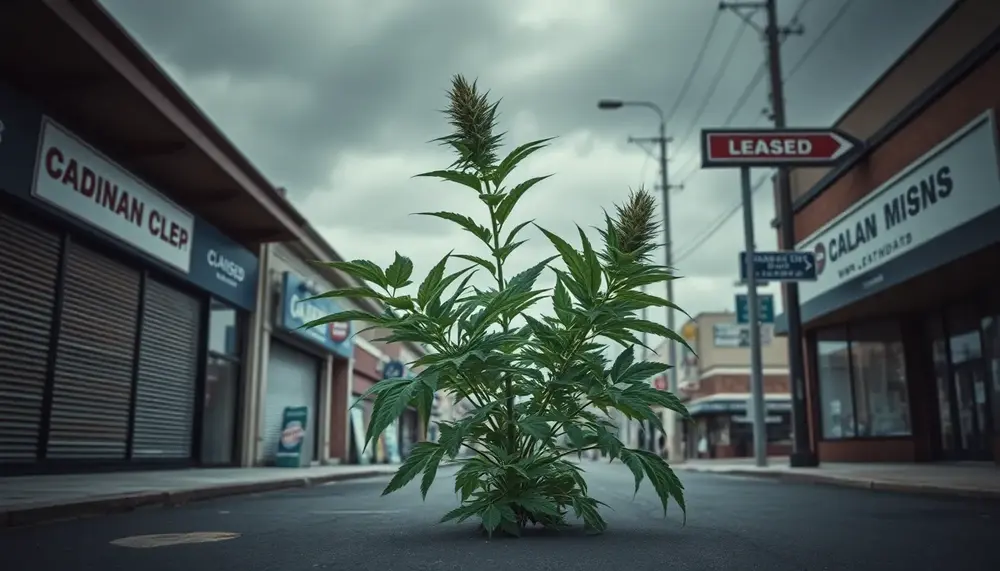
[306,75,691,536]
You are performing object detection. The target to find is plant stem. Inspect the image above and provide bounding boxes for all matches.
[484,178,516,457]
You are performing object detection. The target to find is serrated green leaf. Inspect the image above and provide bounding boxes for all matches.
[518,415,551,442]
[576,225,602,295]
[495,175,551,226]
[535,225,587,284]
[623,318,694,354]
[414,169,482,192]
[417,211,492,244]
[419,445,447,499]
[417,251,451,308]
[385,252,414,289]
[619,361,670,386]
[635,449,686,523]
[479,192,505,207]
[454,254,496,275]
[302,285,385,303]
[619,448,645,498]
[611,345,635,381]
[299,310,381,332]
[381,441,441,496]
[490,138,555,187]
[481,504,502,536]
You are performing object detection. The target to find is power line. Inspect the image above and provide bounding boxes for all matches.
[664,9,724,127]
[672,171,772,265]
[671,21,750,156]
[785,0,857,82]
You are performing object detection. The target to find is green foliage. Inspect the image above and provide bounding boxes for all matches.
[304,74,692,537]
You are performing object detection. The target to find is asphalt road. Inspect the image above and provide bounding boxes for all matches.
[3,460,998,571]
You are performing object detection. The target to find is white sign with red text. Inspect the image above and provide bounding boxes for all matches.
[32,119,194,272]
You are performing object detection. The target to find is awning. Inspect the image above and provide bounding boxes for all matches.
[685,393,791,416]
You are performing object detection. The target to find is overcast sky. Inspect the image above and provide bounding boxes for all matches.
[102,0,951,345]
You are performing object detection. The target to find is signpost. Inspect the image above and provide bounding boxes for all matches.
[739,251,817,282]
[736,293,774,325]
[701,126,859,468]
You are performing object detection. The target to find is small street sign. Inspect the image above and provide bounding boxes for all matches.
[700,128,861,168]
[739,251,817,282]
[736,293,774,325]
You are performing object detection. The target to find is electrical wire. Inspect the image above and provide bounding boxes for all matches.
[664,9,724,128]
[672,171,772,265]
[785,0,857,82]
[671,20,751,156]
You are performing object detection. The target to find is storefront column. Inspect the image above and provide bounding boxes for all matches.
[328,356,352,463]
[240,243,271,467]
[319,354,334,463]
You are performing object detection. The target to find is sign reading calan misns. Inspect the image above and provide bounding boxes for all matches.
[31,119,194,272]
[797,112,1000,304]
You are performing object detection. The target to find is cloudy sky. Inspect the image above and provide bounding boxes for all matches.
[102,0,951,345]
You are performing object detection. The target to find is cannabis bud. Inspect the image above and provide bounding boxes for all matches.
[436,74,504,173]
[612,188,659,261]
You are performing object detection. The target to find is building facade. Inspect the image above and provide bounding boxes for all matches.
[676,312,791,459]
[0,0,310,474]
[777,0,1000,464]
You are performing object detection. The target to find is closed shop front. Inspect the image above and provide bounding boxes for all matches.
[261,340,321,465]
[0,86,260,473]
[254,266,353,466]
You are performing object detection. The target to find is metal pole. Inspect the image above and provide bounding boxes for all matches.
[658,121,683,464]
[739,166,768,468]
[764,0,817,467]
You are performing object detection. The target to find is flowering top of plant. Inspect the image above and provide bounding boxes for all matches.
[302,74,691,537]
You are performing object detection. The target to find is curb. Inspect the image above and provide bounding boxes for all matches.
[0,469,395,529]
[677,466,1000,501]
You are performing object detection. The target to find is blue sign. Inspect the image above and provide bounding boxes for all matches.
[382,360,405,380]
[736,293,775,324]
[280,271,353,358]
[189,219,259,310]
[0,81,43,197]
[275,406,309,468]
[739,251,817,282]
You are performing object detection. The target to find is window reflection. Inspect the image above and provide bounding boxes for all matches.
[201,355,239,464]
[850,321,910,437]
[815,320,912,440]
[209,299,239,356]
[816,327,854,439]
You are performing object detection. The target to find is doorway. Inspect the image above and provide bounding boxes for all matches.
[927,303,995,461]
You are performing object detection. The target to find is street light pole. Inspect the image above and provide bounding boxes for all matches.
[597,99,684,463]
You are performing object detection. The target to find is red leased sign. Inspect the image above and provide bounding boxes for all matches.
[700,128,859,167]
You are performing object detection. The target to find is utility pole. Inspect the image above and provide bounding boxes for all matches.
[630,131,684,459]
[719,0,817,467]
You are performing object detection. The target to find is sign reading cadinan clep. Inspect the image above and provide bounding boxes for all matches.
[31,119,194,272]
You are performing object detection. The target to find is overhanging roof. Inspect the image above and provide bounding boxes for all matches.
[0,0,312,247]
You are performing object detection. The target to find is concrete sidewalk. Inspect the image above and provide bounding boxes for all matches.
[0,464,401,528]
[672,457,1000,500]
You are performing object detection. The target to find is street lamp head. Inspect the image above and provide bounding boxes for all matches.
[597,99,624,110]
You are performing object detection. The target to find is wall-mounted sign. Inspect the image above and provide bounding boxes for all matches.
[797,112,1000,304]
[189,219,259,310]
[382,360,405,380]
[32,118,194,272]
[713,323,773,348]
[280,271,353,358]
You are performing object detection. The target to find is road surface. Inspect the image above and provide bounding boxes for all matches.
[2,460,997,570]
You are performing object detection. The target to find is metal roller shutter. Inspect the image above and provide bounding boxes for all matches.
[131,278,201,459]
[261,340,319,465]
[0,212,62,463]
[46,242,140,460]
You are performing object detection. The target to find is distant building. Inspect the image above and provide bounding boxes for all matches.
[664,312,791,459]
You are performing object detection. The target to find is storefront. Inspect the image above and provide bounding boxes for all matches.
[0,85,259,473]
[256,268,353,466]
[683,394,792,459]
[349,344,423,464]
[793,109,1000,464]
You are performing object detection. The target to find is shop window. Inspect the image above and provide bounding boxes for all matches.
[815,321,913,440]
[208,300,241,357]
[201,299,243,465]
[816,327,854,439]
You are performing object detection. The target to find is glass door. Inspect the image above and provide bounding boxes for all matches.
[944,304,993,460]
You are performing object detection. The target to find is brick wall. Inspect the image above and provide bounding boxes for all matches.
[685,373,790,400]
